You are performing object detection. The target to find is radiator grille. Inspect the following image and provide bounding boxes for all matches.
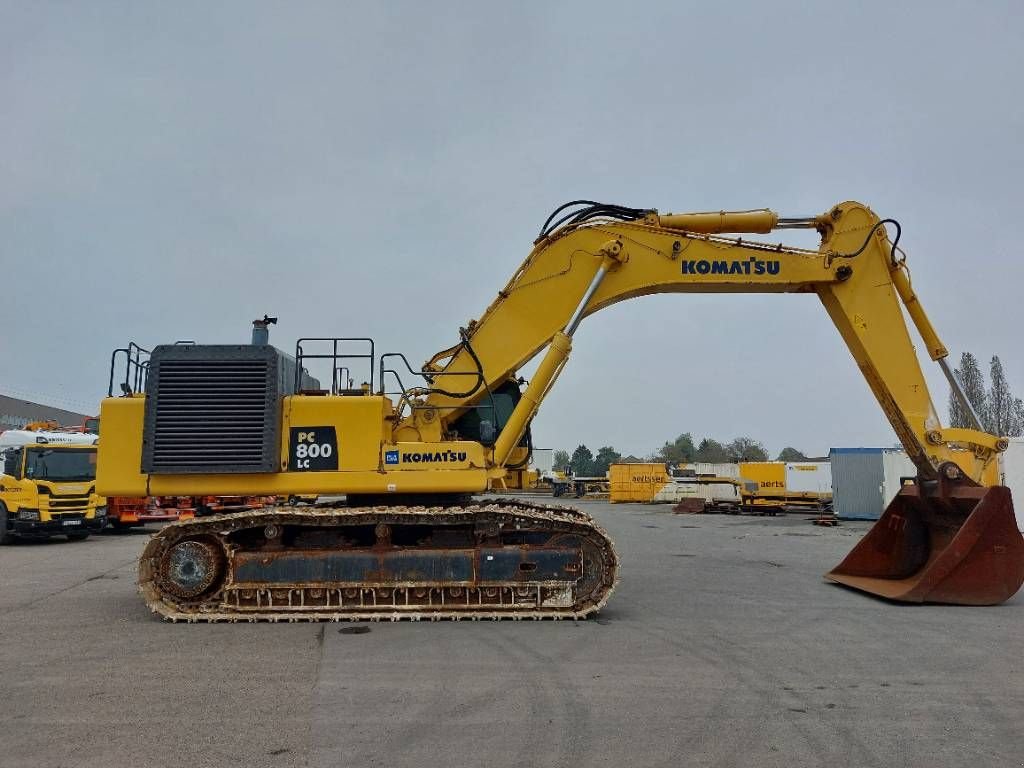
[45,497,91,511]
[145,357,276,473]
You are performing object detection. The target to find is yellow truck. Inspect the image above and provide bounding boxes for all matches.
[0,430,107,542]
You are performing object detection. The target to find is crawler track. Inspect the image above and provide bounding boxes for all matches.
[139,500,618,622]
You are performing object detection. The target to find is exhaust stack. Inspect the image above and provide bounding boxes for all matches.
[251,314,278,346]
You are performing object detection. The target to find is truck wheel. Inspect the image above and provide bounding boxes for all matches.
[0,503,14,544]
[66,532,91,542]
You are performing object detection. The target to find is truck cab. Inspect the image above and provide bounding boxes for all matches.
[0,439,107,542]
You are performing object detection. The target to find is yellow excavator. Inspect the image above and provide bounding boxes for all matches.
[97,200,1024,620]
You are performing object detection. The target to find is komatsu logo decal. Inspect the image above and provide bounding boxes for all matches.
[682,257,780,276]
[400,450,468,464]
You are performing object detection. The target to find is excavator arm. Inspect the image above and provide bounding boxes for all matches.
[417,201,1000,484]
[398,199,1023,606]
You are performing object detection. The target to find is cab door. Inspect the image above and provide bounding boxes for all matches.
[1,449,33,513]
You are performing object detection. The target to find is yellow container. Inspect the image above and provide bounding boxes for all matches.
[738,462,786,497]
[609,463,669,503]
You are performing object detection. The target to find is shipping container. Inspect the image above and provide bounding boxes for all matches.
[784,462,832,496]
[731,460,833,511]
[658,480,741,506]
[609,463,741,506]
[738,462,786,495]
[609,463,669,503]
[830,448,915,520]
[831,448,1005,523]
[999,438,1024,532]
[681,463,740,478]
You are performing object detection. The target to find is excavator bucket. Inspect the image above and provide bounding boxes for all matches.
[827,470,1024,605]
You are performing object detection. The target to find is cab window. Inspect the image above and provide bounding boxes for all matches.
[2,449,22,479]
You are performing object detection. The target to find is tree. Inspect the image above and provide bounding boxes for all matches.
[947,351,1024,437]
[776,446,807,461]
[552,449,570,472]
[569,444,595,476]
[654,433,695,464]
[985,356,1024,436]
[592,446,622,476]
[725,436,769,462]
[694,438,729,463]
[948,352,987,429]
[1015,400,1024,437]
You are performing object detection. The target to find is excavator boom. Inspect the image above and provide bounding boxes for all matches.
[422,202,998,482]
[97,200,1024,618]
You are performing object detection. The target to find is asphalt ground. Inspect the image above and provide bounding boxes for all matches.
[0,500,1020,768]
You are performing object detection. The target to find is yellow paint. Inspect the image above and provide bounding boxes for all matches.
[950,449,999,486]
[736,461,830,508]
[609,463,670,502]
[490,468,540,491]
[95,397,145,497]
[98,200,1006,500]
[492,331,571,466]
[97,394,489,497]
[282,395,389,472]
[420,200,999,484]
[1,445,103,528]
[738,462,787,494]
[657,209,778,234]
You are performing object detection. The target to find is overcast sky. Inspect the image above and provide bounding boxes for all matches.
[3,2,1023,458]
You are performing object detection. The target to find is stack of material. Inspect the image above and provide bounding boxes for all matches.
[672,499,706,514]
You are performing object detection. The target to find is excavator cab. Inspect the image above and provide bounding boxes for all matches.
[828,465,1024,605]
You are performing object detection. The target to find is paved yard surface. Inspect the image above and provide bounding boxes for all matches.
[1,500,1020,768]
